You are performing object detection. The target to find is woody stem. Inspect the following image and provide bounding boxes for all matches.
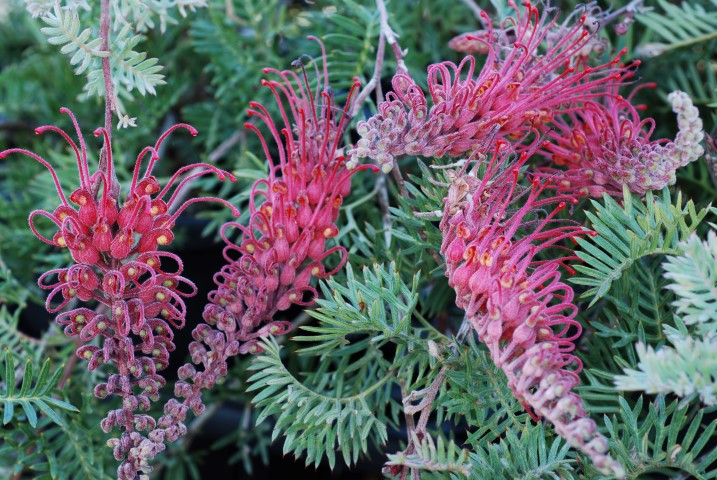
[99,0,120,199]
[100,0,113,134]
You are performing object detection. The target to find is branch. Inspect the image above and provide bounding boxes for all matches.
[599,0,646,27]
[376,0,406,73]
[390,367,449,480]
[99,0,119,199]
[350,26,386,118]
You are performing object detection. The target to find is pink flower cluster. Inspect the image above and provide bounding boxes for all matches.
[347,1,630,173]
[539,89,704,196]
[201,38,377,355]
[125,39,377,473]
[440,144,624,477]
[0,108,238,480]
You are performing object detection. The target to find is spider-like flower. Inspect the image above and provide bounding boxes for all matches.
[539,90,704,196]
[130,38,377,473]
[439,143,625,478]
[347,0,630,173]
[0,108,238,480]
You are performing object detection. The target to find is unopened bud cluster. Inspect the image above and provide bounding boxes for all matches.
[542,90,704,196]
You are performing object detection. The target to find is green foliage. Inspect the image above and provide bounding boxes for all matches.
[0,306,38,361]
[468,424,577,480]
[296,262,420,354]
[389,161,446,261]
[313,0,380,94]
[614,230,717,405]
[571,186,710,306]
[246,336,390,469]
[601,396,717,479]
[636,0,717,55]
[2,1,717,478]
[0,410,113,480]
[633,0,717,109]
[210,407,272,475]
[438,336,529,436]
[385,433,471,478]
[577,254,673,371]
[0,349,78,427]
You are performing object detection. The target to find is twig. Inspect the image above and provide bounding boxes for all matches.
[392,367,449,480]
[100,0,113,134]
[208,130,244,163]
[376,0,406,74]
[376,173,393,247]
[99,0,119,198]
[350,28,386,118]
[598,0,645,27]
[224,0,243,24]
[57,337,81,389]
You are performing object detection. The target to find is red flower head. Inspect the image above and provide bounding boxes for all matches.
[0,107,238,480]
[196,36,378,356]
[439,142,625,478]
[131,38,377,474]
[347,0,631,172]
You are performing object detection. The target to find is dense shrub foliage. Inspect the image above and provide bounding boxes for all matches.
[0,1,716,479]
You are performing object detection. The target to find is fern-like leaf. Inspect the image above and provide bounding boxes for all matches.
[663,57,717,107]
[0,413,113,479]
[571,186,709,306]
[635,0,717,55]
[601,396,717,478]
[0,350,78,427]
[615,324,717,406]
[439,336,530,434]
[663,230,717,329]
[468,423,577,480]
[81,25,166,105]
[247,336,390,469]
[39,4,107,75]
[294,262,420,355]
[385,432,471,478]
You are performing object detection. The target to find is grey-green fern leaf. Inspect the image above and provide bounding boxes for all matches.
[663,230,717,330]
[39,4,107,75]
[83,27,165,102]
[615,325,717,406]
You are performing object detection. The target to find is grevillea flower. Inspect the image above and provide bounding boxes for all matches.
[539,89,704,196]
[0,108,239,480]
[347,0,630,173]
[439,143,624,477]
[126,38,378,473]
